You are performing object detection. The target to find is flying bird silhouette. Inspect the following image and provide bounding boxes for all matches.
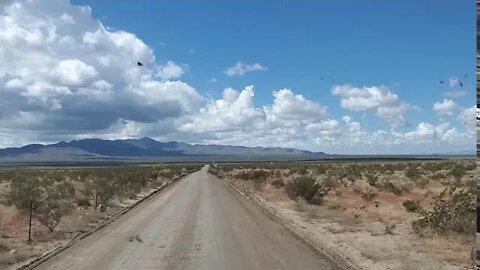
[458,80,463,87]
[137,61,143,66]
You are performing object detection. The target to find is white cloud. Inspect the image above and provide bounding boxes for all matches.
[224,62,267,76]
[0,0,200,144]
[457,106,475,131]
[156,61,185,80]
[448,77,461,88]
[432,99,458,116]
[442,90,466,98]
[267,89,327,123]
[50,59,98,86]
[331,85,413,127]
[180,85,265,133]
[0,0,474,155]
[305,119,341,136]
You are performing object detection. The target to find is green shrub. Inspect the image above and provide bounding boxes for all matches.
[271,178,284,188]
[402,199,421,212]
[405,165,421,181]
[414,177,429,188]
[378,181,407,195]
[76,197,91,207]
[286,176,328,205]
[236,169,270,181]
[322,176,339,190]
[448,164,467,182]
[412,186,475,235]
[366,173,379,187]
[361,190,378,202]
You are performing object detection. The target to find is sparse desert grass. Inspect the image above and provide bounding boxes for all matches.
[0,163,203,267]
[218,159,476,269]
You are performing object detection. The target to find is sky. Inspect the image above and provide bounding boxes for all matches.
[0,0,476,154]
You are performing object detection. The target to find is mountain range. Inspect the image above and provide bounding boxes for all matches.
[0,137,326,162]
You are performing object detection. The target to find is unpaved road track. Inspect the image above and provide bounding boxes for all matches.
[34,166,339,270]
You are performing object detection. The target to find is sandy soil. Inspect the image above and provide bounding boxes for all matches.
[0,179,171,270]
[223,166,475,270]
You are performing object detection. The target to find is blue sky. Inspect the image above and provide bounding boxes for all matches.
[73,0,475,129]
[0,0,476,154]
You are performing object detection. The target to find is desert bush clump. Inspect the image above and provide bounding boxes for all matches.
[430,172,446,181]
[384,222,397,235]
[322,175,339,191]
[290,167,308,175]
[365,173,379,187]
[448,164,467,183]
[314,165,327,175]
[271,178,284,188]
[413,177,429,189]
[286,176,328,205]
[345,165,362,183]
[352,185,362,194]
[328,201,343,210]
[361,189,378,202]
[412,186,475,235]
[76,197,91,207]
[402,199,421,212]
[377,180,408,195]
[405,165,421,181]
[236,169,270,181]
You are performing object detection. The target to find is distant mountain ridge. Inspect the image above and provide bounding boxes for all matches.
[0,137,325,161]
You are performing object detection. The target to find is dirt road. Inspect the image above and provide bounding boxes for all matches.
[34,166,339,270]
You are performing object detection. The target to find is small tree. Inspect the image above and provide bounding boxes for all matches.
[35,180,74,232]
[7,177,75,233]
[6,176,41,210]
[96,174,120,206]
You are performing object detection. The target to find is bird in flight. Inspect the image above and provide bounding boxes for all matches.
[137,61,143,66]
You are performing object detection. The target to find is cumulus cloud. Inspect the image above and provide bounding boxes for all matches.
[50,59,98,86]
[0,0,200,144]
[0,1,474,155]
[156,61,185,80]
[432,99,458,116]
[267,89,327,123]
[331,85,413,127]
[180,85,265,133]
[457,106,476,131]
[224,62,267,76]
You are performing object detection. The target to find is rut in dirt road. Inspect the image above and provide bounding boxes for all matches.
[33,166,340,270]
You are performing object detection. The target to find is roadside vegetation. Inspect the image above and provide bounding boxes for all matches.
[0,163,202,268]
[212,159,476,270]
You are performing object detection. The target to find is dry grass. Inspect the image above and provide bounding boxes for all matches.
[221,159,475,270]
[0,164,202,268]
